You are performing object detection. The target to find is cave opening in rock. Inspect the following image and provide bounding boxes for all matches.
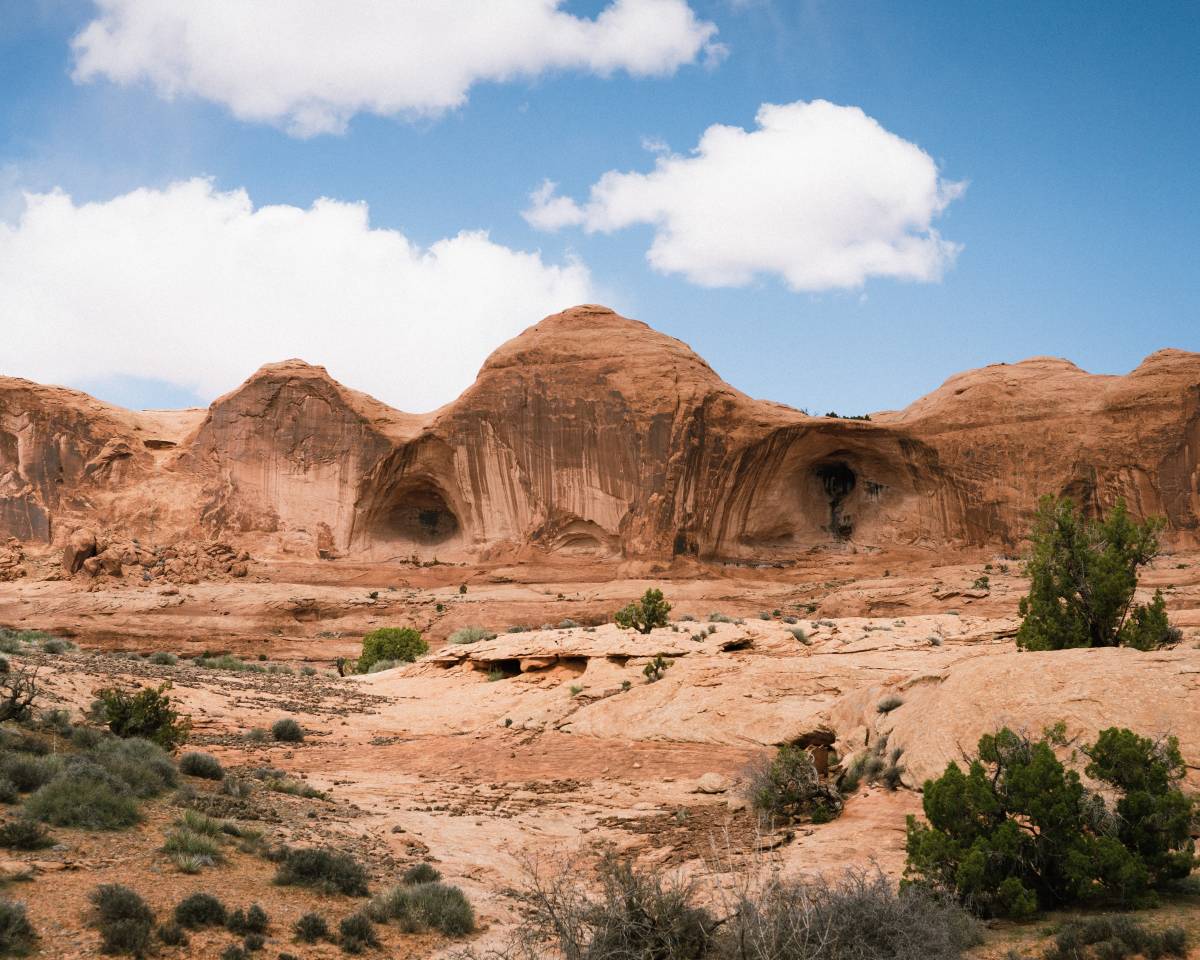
[814,461,856,540]
[377,483,460,545]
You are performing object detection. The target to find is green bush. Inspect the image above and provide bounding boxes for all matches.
[293,912,330,943]
[369,882,475,936]
[358,628,427,672]
[614,589,671,634]
[26,762,140,829]
[91,884,154,956]
[92,683,191,748]
[270,718,304,743]
[148,652,178,666]
[274,847,369,896]
[0,898,36,956]
[747,744,843,825]
[1016,498,1177,650]
[0,818,53,850]
[179,751,225,780]
[173,892,227,928]
[904,726,1197,918]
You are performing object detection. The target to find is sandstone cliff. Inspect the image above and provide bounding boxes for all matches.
[1,305,1196,562]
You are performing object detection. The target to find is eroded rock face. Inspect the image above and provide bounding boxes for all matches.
[1,306,1197,560]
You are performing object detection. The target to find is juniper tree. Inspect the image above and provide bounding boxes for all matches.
[1016,497,1174,650]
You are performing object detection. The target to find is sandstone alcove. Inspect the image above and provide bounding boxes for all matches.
[812,459,857,539]
[373,481,461,546]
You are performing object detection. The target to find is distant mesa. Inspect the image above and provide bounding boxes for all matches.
[0,305,1197,562]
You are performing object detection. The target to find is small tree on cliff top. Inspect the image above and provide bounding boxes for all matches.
[1017,497,1175,651]
[614,589,671,635]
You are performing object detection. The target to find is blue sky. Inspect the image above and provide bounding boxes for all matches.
[1,0,1197,414]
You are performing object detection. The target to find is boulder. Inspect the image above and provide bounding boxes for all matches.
[62,528,97,574]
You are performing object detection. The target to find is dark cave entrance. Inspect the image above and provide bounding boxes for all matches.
[814,461,856,540]
[377,483,460,545]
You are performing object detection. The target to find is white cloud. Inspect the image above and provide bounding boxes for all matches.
[524,99,966,291]
[72,0,723,136]
[0,179,593,411]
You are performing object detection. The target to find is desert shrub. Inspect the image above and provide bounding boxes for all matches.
[156,921,189,946]
[91,884,154,955]
[358,628,427,672]
[402,862,442,885]
[338,912,379,953]
[614,589,671,634]
[293,912,330,943]
[2,732,49,756]
[194,654,264,673]
[366,659,400,673]
[162,827,223,864]
[90,737,178,797]
[226,904,268,936]
[147,652,178,666]
[71,725,105,749]
[519,853,708,960]
[39,637,74,654]
[904,726,1197,918]
[0,778,16,804]
[177,809,225,837]
[722,867,981,960]
[274,846,369,896]
[642,655,672,683]
[92,683,190,748]
[270,718,304,743]
[1043,915,1188,960]
[0,897,35,956]
[370,882,475,936]
[242,931,265,951]
[449,626,494,645]
[179,751,224,780]
[876,694,904,713]
[0,753,60,793]
[245,727,268,743]
[220,945,248,960]
[266,776,325,799]
[174,892,227,928]
[788,627,810,644]
[708,612,733,623]
[0,666,41,724]
[0,818,53,850]
[26,762,140,829]
[1017,497,1175,650]
[220,776,253,799]
[747,744,843,825]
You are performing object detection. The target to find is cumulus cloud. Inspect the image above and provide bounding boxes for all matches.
[0,179,593,411]
[524,99,966,291]
[72,0,723,136]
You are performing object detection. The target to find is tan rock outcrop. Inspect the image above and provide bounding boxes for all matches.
[0,306,1196,562]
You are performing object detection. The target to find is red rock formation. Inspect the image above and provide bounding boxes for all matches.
[1,305,1197,562]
